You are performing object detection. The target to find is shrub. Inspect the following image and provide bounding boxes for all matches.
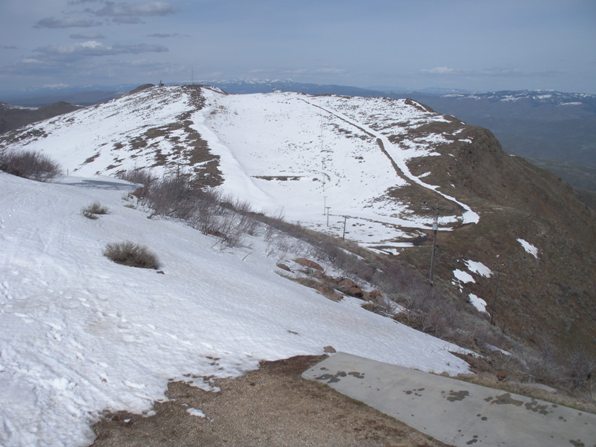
[104,242,160,269]
[148,176,196,217]
[82,202,109,219]
[124,170,259,248]
[0,150,61,181]
[117,169,157,197]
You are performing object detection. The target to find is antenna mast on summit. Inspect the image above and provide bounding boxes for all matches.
[191,67,194,85]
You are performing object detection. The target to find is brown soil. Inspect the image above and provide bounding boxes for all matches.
[90,356,447,447]
[116,88,222,188]
[399,126,596,361]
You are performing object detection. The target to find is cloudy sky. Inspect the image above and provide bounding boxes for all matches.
[1,0,595,94]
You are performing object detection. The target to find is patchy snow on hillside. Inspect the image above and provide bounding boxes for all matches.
[198,89,465,246]
[309,95,480,226]
[468,294,489,314]
[517,238,539,259]
[0,87,192,178]
[0,173,469,447]
[2,85,481,250]
[463,259,492,278]
[453,269,475,284]
[452,269,476,292]
[186,408,206,418]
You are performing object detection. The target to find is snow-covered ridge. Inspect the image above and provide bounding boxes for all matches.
[0,86,206,179]
[442,90,595,106]
[1,85,479,250]
[0,102,39,111]
[0,172,469,446]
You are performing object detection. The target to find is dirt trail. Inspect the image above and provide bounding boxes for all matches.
[300,98,479,228]
[91,356,447,447]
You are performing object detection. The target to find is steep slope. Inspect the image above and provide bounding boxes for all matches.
[411,90,596,192]
[0,86,221,188]
[400,125,596,359]
[0,172,469,447]
[1,86,479,251]
[2,84,594,362]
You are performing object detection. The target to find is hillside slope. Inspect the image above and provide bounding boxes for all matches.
[0,172,468,447]
[411,90,596,194]
[0,86,479,251]
[1,84,594,362]
[401,124,596,359]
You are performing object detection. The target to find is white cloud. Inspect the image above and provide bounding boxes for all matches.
[34,41,168,61]
[70,32,105,40]
[94,1,174,18]
[43,83,70,89]
[35,17,101,28]
[422,66,456,75]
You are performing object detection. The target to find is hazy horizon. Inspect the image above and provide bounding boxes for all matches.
[1,0,595,95]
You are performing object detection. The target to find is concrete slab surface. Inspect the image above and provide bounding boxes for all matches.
[303,353,596,447]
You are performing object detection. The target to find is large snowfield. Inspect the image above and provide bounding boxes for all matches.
[0,172,469,447]
[1,86,480,250]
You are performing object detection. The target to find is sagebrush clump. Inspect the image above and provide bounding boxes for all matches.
[120,169,258,248]
[104,242,160,269]
[0,150,61,181]
[82,202,109,219]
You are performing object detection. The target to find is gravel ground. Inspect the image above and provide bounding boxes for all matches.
[90,355,448,447]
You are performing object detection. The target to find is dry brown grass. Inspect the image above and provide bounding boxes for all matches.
[82,202,109,219]
[0,150,61,181]
[104,242,160,269]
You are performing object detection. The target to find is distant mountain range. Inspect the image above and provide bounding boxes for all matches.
[0,101,79,135]
[407,90,596,197]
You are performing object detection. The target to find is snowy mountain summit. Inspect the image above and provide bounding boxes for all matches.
[1,84,480,253]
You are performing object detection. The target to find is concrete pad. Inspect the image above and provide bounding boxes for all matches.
[303,353,596,447]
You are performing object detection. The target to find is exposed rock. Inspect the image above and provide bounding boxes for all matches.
[335,278,364,299]
[294,258,324,272]
[276,263,291,272]
[316,284,342,302]
[496,370,508,382]
[364,289,383,301]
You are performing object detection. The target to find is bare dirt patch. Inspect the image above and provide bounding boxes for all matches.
[254,175,303,181]
[90,355,447,447]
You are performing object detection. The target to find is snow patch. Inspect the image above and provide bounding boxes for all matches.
[468,293,489,314]
[463,260,492,278]
[186,408,206,418]
[453,269,475,284]
[517,238,539,259]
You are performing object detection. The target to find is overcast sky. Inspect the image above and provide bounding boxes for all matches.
[1,0,595,94]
